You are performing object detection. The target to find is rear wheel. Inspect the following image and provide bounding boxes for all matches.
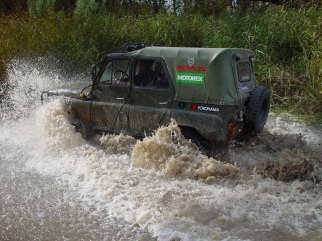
[180,126,228,159]
[244,86,270,134]
[180,126,211,155]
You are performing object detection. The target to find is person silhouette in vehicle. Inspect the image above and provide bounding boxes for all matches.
[151,61,169,88]
[134,60,154,87]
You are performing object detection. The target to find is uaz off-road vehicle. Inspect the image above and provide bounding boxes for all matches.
[42,43,270,144]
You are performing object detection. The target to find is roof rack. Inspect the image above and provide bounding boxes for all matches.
[111,43,160,53]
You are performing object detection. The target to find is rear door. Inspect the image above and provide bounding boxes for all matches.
[128,58,175,135]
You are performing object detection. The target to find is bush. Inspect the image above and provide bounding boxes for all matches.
[0,5,321,120]
[27,0,56,17]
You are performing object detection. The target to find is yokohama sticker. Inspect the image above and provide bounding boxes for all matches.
[176,72,205,84]
[191,104,220,113]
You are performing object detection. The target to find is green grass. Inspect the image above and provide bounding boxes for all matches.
[0,5,321,123]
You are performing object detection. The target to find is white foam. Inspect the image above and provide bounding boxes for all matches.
[266,113,322,148]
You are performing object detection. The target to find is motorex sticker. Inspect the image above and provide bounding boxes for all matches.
[176,72,205,84]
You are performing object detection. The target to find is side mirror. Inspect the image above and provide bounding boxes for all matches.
[91,66,97,82]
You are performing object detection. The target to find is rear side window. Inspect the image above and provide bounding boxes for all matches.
[237,62,251,82]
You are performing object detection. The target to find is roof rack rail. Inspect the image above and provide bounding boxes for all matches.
[111,43,160,53]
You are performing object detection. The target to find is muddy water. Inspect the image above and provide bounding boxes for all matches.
[0,61,321,241]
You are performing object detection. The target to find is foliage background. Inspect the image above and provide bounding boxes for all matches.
[0,0,321,122]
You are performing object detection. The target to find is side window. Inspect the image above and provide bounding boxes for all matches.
[100,61,113,84]
[237,62,251,82]
[100,59,130,86]
[151,61,170,89]
[134,59,170,89]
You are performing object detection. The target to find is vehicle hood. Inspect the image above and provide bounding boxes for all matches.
[46,82,93,99]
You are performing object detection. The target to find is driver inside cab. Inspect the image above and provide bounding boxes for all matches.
[134,60,154,87]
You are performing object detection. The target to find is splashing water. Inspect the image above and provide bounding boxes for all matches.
[0,60,321,241]
[131,120,239,181]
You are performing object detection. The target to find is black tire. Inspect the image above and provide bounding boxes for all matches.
[72,118,93,139]
[180,126,211,156]
[244,86,270,134]
[179,127,228,159]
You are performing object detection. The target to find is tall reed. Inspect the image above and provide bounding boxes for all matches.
[0,5,321,121]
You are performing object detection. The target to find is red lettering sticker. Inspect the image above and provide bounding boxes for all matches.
[176,65,206,72]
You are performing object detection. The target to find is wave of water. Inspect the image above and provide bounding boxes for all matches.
[0,60,321,241]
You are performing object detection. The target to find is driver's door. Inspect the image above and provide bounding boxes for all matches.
[90,58,131,132]
[128,58,175,136]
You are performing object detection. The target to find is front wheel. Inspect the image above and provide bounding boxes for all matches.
[72,118,94,140]
[244,86,270,134]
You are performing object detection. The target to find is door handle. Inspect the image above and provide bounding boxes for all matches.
[117,97,124,100]
[159,101,168,105]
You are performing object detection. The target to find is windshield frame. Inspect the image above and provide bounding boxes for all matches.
[94,57,131,86]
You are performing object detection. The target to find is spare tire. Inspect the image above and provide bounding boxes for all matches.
[244,86,270,134]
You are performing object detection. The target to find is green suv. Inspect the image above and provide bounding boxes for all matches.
[42,43,270,144]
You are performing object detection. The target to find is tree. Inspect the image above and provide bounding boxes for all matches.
[54,0,76,14]
[0,0,27,14]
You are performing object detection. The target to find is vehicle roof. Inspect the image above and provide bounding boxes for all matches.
[134,46,230,59]
[109,46,249,58]
[109,46,245,59]
[108,46,255,105]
